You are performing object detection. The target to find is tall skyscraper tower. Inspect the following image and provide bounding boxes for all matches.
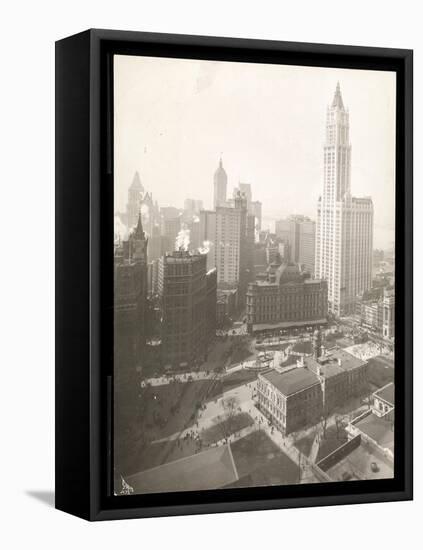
[213,158,227,208]
[315,83,374,316]
[126,171,144,230]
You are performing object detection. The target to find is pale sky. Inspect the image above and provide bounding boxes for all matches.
[114,54,396,249]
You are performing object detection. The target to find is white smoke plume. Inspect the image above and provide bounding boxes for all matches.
[140,203,149,221]
[198,240,213,255]
[114,215,128,242]
[175,225,191,251]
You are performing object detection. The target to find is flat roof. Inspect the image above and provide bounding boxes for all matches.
[374,382,394,406]
[261,367,320,396]
[325,443,393,481]
[332,349,367,370]
[355,413,394,451]
[126,444,238,494]
[305,349,366,377]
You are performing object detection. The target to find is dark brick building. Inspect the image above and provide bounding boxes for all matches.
[158,251,216,368]
[114,213,148,373]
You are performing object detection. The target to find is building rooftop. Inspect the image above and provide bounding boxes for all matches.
[126,444,238,494]
[305,349,366,377]
[374,382,394,407]
[261,367,320,397]
[354,412,394,452]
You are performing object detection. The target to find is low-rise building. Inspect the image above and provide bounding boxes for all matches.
[305,349,368,414]
[372,382,394,420]
[257,367,323,434]
[347,382,395,460]
[382,288,395,340]
[356,287,394,341]
[257,347,368,434]
[216,288,238,327]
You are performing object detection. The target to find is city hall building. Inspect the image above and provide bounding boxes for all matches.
[246,263,328,333]
[257,348,368,435]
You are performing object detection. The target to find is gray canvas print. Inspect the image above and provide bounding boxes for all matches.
[113,55,396,496]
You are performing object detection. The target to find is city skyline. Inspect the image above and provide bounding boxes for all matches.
[114,55,396,248]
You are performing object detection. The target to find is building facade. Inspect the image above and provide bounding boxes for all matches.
[305,349,368,414]
[356,286,395,340]
[251,200,262,231]
[161,217,181,255]
[114,213,148,373]
[246,263,328,333]
[199,209,216,271]
[298,219,316,275]
[275,215,316,275]
[315,83,374,316]
[158,251,216,368]
[257,367,323,434]
[215,193,251,289]
[257,347,368,435]
[382,287,395,340]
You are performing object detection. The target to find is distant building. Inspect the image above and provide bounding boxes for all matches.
[382,287,395,340]
[237,183,252,208]
[216,288,238,326]
[160,206,182,220]
[126,171,144,230]
[215,193,254,301]
[232,183,261,231]
[206,268,218,344]
[356,286,394,340]
[315,83,373,315]
[265,240,280,265]
[161,217,181,254]
[360,300,383,332]
[213,158,227,208]
[246,263,327,333]
[251,200,262,231]
[298,219,316,275]
[184,198,204,215]
[147,224,163,262]
[199,209,217,270]
[114,213,148,372]
[275,215,315,275]
[158,251,216,368]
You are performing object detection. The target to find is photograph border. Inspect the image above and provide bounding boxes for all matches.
[55,28,413,521]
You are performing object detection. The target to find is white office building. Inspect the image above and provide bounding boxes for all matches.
[315,83,373,316]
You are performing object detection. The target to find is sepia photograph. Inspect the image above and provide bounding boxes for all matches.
[113,54,396,496]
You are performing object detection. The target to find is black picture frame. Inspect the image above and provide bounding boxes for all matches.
[55,28,413,521]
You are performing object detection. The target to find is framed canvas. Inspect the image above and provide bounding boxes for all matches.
[55,29,413,521]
